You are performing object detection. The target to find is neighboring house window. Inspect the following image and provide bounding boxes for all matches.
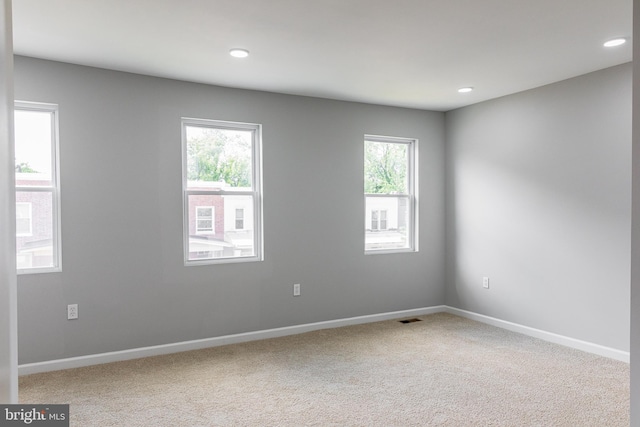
[182,118,262,264]
[14,102,62,273]
[196,206,214,233]
[235,208,244,230]
[364,135,417,253]
[15,203,33,236]
[371,209,388,231]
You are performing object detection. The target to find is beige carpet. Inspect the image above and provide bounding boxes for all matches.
[19,313,629,426]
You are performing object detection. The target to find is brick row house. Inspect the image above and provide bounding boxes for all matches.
[15,172,54,269]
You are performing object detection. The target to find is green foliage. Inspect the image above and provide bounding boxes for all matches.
[15,161,38,173]
[187,128,251,187]
[364,141,407,194]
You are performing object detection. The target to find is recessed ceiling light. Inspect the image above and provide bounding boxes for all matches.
[229,48,249,58]
[604,38,626,48]
[458,87,474,93]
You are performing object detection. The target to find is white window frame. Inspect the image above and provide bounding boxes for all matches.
[15,202,33,237]
[15,101,62,274]
[195,206,215,234]
[182,118,263,265]
[364,134,418,254]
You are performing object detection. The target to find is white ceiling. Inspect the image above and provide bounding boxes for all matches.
[11,0,632,111]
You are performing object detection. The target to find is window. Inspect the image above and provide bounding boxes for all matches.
[196,206,214,233]
[182,118,262,264]
[371,209,387,231]
[364,135,417,253]
[14,102,61,272]
[235,208,244,230]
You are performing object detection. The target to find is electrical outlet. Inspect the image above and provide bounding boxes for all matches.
[482,277,490,289]
[67,304,78,320]
[293,283,301,296]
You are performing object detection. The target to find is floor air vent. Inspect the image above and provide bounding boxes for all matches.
[399,318,422,324]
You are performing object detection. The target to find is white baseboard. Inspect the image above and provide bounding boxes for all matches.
[444,306,630,363]
[18,306,446,375]
[19,304,628,375]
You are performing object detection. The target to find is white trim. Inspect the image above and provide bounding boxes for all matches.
[18,305,629,375]
[18,306,445,375]
[444,307,630,363]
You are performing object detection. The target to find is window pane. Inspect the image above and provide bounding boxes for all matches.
[235,208,244,230]
[364,135,415,253]
[16,191,55,270]
[364,140,408,194]
[185,126,253,189]
[365,196,409,251]
[187,194,255,260]
[183,118,262,265]
[197,207,213,219]
[197,219,213,232]
[16,202,32,236]
[15,109,53,186]
[196,206,214,233]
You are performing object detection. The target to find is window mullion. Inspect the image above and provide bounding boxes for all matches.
[15,186,54,192]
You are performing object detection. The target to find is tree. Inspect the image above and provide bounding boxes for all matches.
[15,161,38,173]
[187,128,252,187]
[364,141,407,194]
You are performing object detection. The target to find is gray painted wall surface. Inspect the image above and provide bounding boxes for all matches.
[13,55,632,365]
[630,0,639,422]
[445,64,631,351]
[14,56,446,364]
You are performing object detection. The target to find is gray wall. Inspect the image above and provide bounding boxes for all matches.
[445,63,631,351]
[630,0,639,421]
[14,56,446,364]
[13,55,632,365]
[1,0,18,403]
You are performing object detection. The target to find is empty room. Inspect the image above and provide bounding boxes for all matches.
[1,0,639,425]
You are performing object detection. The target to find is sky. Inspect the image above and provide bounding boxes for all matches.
[14,109,53,179]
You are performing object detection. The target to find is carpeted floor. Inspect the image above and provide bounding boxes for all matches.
[19,313,629,426]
